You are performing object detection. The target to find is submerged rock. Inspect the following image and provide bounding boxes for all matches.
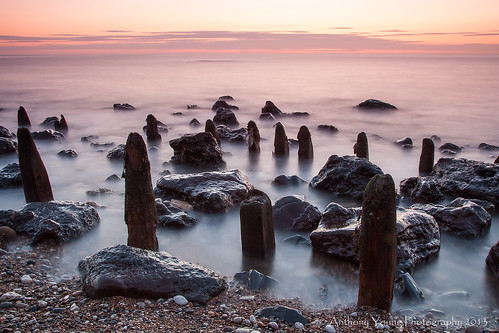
[356,99,397,110]
[439,142,462,154]
[113,103,135,111]
[40,116,59,128]
[411,198,491,238]
[394,137,413,149]
[78,244,226,303]
[155,198,198,228]
[272,175,307,186]
[154,169,254,212]
[273,195,321,231]
[31,130,64,141]
[486,241,499,278]
[261,101,283,116]
[106,144,126,160]
[211,99,238,111]
[309,155,383,200]
[317,124,339,133]
[0,126,14,138]
[57,149,78,158]
[478,142,499,151]
[0,200,100,245]
[0,163,22,188]
[169,132,225,168]
[216,125,247,142]
[213,107,239,126]
[0,138,17,154]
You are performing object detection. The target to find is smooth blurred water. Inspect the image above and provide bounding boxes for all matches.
[0,53,498,316]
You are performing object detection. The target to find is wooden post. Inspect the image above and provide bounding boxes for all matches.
[18,106,31,127]
[297,125,313,160]
[418,138,434,176]
[205,119,221,146]
[59,115,69,133]
[357,174,397,311]
[247,120,261,153]
[354,132,369,160]
[124,132,159,251]
[273,122,289,157]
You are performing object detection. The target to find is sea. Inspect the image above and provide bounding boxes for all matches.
[0,53,498,319]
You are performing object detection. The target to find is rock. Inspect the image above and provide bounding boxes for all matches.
[495,156,499,164]
[205,119,221,146]
[58,115,68,133]
[90,141,115,148]
[213,108,239,126]
[0,291,23,303]
[155,169,254,212]
[246,121,260,153]
[169,132,225,168]
[212,99,238,111]
[187,105,198,109]
[81,135,99,142]
[86,188,113,196]
[106,174,121,182]
[400,157,499,206]
[216,125,247,142]
[219,95,234,101]
[394,137,413,148]
[272,195,321,231]
[0,126,14,138]
[478,143,499,151]
[317,124,339,133]
[289,111,309,117]
[0,200,100,245]
[106,144,126,160]
[356,99,397,110]
[411,198,491,238]
[189,118,201,126]
[0,163,22,188]
[273,122,289,157]
[395,272,424,302]
[261,101,283,116]
[240,189,275,258]
[309,155,383,200]
[259,113,275,120]
[40,116,59,128]
[353,132,369,160]
[173,295,189,306]
[31,129,64,141]
[439,142,462,153]
[419,138,435,176]
[113,103,135,111]
[156,199,198,228]
[57,149,78,158]
[297,125,313,160]
[18,106,31,127]
[145,114,162,142]
[78,244,226,304]
[21,274,33,285]
[255,305,307,325]
[0,137,17,154]
[0,226,16,239]
[486,241,499,278]
[234,269,278,291]
[310,204,440,274]
[272,175,307,186]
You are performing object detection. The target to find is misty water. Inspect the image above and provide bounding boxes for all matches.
[0,53,497,318]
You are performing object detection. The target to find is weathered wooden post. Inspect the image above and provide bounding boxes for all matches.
[240,189,275,258]
[247,120,261,153]
[357,174,397,311]
[297,125,313,160]
[354,132,369,160]
[205,119,221,146]
[18,106,31,127]
[17,128,54,203]
[145,114,162,142]
[418,138,434,176]
[273,122,289,157]
[59,114,69,133]
[124,132,159,251]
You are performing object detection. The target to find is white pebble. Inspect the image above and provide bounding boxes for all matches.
[235,329,251,333]
[37,300,48,308]
[239,295,255,301]
[249,314,257,324]
[70,303,79,312]
[173,295,188,306]
[325,324,337,333]
[375,322,384,330]
[0,291,23,302]
[294,322,305,330]
[21,275,33,285]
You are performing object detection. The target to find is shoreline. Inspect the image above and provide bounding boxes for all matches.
[1,241,497,333]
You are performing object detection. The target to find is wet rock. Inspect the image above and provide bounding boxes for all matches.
[259,112,275,120]
[18,106,31,127]
[419,138,435,176]
[0,137,17,154]
[169,132,225,168]
[246,121,260,153]
[219,95,234,101]
[394,137,413,149]
[495,156,499,164]
[297,125,313,160]
[189,118,201,126]
[155,198,198,228]
[309,155,383,200]
[155,169,254,212]
[113,103,135,111]
[234,269,278,291]
[0,291,23,303]
[81,135,99,142]
[216,125,247,142]
[478,142,499,151]
[395,272,424,302]
[261,101,283,116]
[187,104,198,109]
[0,200,100,245]
[0,126,14,138]
[399,176,444,203]
[317,124,339,133]
[31,129,64,141]
[212,99,238,111]
[255,305,307,325]
[0,226,16,239]
[105,174,121,182]
[205,119,221,146]
[57,149,78,158]
[353,132,369,160]
[213,108,239,126]
[411,198,491,238]
[273,122,289,157]
[78,244,226,303]
[439,142,462,153]
[272,175,307,186]
[40,116,59,128]
[0,163,22,188]
[485,241,499,278]
[356,99,397,110]
[106,144,126,160]
[58,115,68,133]
[272,195,321,231]
[86,188,113,196]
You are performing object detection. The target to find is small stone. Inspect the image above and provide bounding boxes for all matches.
[325,324,336,333]
[375,322,384,329]
[0,291,23,303]
[239,296,255,301]
[60,274,72,283]
[70,303,79,312]
[38,300,48,308]
[232,317,244,324]
[173,295,188,306]
[249,315,257,324]
[136,301,146,308]
[269,321,279,330]
[294,322,305,330]
[21,274,33,285]
[52,307,66,313]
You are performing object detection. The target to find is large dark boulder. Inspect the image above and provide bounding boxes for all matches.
[410,198,491,238]
[154,169,254,212]
[0,163,22,188]
[169,132,225,168]
[310,204,440,274]
[213,108,239,126]
[272,196,321,231]
[309,155,383,200]
[211,99,238,111]
[31,129,64,141]
[78,244,226,303]
[0,138,18,154]
[356,99,397,110]
[0,126,14,138]
[400,158,499,206]
[486,241,499,278]
[40,116,59,128]
[155,198,198,228]
[261,101,283,116]
[106,144,126,160]
[0,200,100,244]
[216,125,247,142]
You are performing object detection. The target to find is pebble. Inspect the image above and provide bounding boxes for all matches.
[325,324,337,333]
[173,295,188,306]
[239,296,255,301]
[21,274,33,285]
[70,303,79,312]
[0,291,23,302]
[294,322,305,330]
[269,321,279,330]
[232,316,244,324]
[375,322,384,329]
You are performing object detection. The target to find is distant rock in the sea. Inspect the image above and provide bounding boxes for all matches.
[478,142,499,151]
[394,137,413,149]
[216,125,247,142]
[186,104,198,109]
[113,103,135,111]
[40,116,59,128]
[31,129,64,141]
[272,175,307,186]
[439,142,462,154]
[106,144,126,160]
[169,132,225,168]
[261,101,283,116]
[57,149,78,158]
[218,95,234,101]
[211,99,238,111]
[0,126,15,138]
[0,163,22,188]
[155,198,198,228]
[213,107,239,126]
[356,99,397,110]
[0,138,17,155]
[273,195,321,231]
[317,125,339,133]
[189,118,201,126]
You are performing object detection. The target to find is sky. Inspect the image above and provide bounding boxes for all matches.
[1,0,499,55]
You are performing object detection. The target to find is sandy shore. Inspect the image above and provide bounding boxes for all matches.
[0,240,497,333]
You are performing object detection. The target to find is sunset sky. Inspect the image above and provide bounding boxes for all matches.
[2,0,499,55]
